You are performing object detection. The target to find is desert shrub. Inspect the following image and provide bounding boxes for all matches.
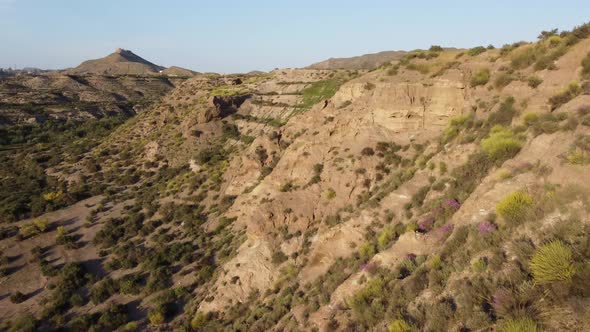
[530,240,576,284]
[145,267,172,293]
[18,218,49,239]
[97,304,129,330]
[567,148,590,165]
[191,312,208,330]
[487,97,517,127]
[470,68,490,87]
[120,321,139,331]
[388,319,413,332]
[280,182,295,192]
[377,226,397,250]
[10,291,26,303]
[429,45,444,52]
[350,277,385,325]
[439,161,448,175]
[271,250,288,265]
[442,114,473,142]
[8,314,38,332]
[581,52,590,79]
[549,81,581,110]
[510,46,538,69]
[118,273,144,295]
[325,188,336,199]
[406,63,430,74]
[468,46,487,56]
[527,75,543,88]
[481,126,522,160]
[522,112,539,126]
[498,317,539,332]
[494,73,514,89]
[411,185,430,207]
[90,278,118,304]
[361,147,375,156]
[496,191,533,224]
[359,242,376,262]
[324,214,341,227]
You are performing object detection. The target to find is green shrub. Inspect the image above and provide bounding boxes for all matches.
[510,46,538,69]
[527,75,543,88]
[429,45,444,52]
[10,291,26,304]
[496,191,533,224]
[191,312,208,330]
[498,317,540,332]
[522,113,539,126]
[494,73,514,89]
[377,226,396,250]
[471,68,490,87]
[388,319,413,332]
[442,114,472,142]
[481,126,522,160]
[9,314,37,332]
[488,97,517,126]
[359,242,376,261]
[325,188,336,199]
[530,240,576,284]
[549,81,582,111]
[148,310,165,325]
[271,250,288,265]
[406,63,430,74]
[467,46,487,56]
[566,148,590,165]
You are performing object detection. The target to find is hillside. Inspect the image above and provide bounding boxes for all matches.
[67,48,165,75]
[0,72,184,126]
[306,50,407,70]
[1,23,590,332]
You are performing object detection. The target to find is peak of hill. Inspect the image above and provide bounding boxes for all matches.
[306,50,407,70]
[66,48,165,75]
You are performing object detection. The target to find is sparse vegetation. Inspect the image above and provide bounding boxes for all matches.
[549,81,581,110]
[3,21,590,332]
[471,68,490,87]
[530,240,576,284]
[527,75,543,88]
[481,126,522,160]
[467,46,487,56]
[496,191,533,225]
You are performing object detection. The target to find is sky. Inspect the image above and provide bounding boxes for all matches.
[0,0,589,73]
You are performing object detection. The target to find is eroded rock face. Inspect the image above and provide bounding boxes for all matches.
[199,94,252,123]
[332,79,467,132]
[200,74,469,311]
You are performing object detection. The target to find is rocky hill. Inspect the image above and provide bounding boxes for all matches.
[67,48,165,75]
[1,23,590,332]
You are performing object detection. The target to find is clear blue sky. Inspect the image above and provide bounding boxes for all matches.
[0,0,588,73]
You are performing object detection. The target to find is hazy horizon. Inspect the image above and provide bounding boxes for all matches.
[1,0,589,73]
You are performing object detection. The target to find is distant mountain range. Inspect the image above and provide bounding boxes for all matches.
[306,50,407,70]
